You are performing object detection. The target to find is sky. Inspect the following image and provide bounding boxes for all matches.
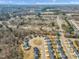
[0,0,79,5]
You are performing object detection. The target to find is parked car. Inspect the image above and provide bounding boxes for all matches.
[34,47,39,59]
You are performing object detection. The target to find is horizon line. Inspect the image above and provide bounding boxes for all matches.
[0,3,79,5]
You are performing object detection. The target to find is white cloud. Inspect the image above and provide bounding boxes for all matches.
[70,1,79,4]
[34,1,79,5]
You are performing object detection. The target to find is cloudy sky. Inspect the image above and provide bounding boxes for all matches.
[0,0,79,4]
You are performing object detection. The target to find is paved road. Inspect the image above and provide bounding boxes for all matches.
[56,15,63,31]
[60,33,76,59]
[41,39,46,59]
[56,15,76,59]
